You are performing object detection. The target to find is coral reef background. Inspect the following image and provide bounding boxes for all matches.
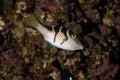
[0,0,120,80]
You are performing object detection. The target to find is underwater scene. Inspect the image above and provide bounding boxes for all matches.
[0,0,120,80]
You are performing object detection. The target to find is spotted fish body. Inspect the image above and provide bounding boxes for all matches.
[23,14,84,50]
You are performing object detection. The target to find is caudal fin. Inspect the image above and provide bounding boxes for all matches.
[22,14,40,28]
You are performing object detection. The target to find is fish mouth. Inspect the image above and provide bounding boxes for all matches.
[76,41,84,50]
[74,39,84,50]
[79,44,84,49]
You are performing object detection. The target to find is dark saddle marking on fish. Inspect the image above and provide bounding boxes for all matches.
[52,25,69,45]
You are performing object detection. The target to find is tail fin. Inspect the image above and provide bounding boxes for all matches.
[22,14,40,28]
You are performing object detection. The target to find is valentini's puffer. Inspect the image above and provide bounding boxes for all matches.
[22,14,84,50]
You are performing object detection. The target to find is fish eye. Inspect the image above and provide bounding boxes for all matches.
[70,33,76,39]
[69,31,77,39]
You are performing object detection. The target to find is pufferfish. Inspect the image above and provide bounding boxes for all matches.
[22,14,84,50]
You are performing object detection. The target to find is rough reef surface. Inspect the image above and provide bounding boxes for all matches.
[0,0,120,80]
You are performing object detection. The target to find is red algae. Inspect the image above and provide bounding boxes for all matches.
[0,0,120,80]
